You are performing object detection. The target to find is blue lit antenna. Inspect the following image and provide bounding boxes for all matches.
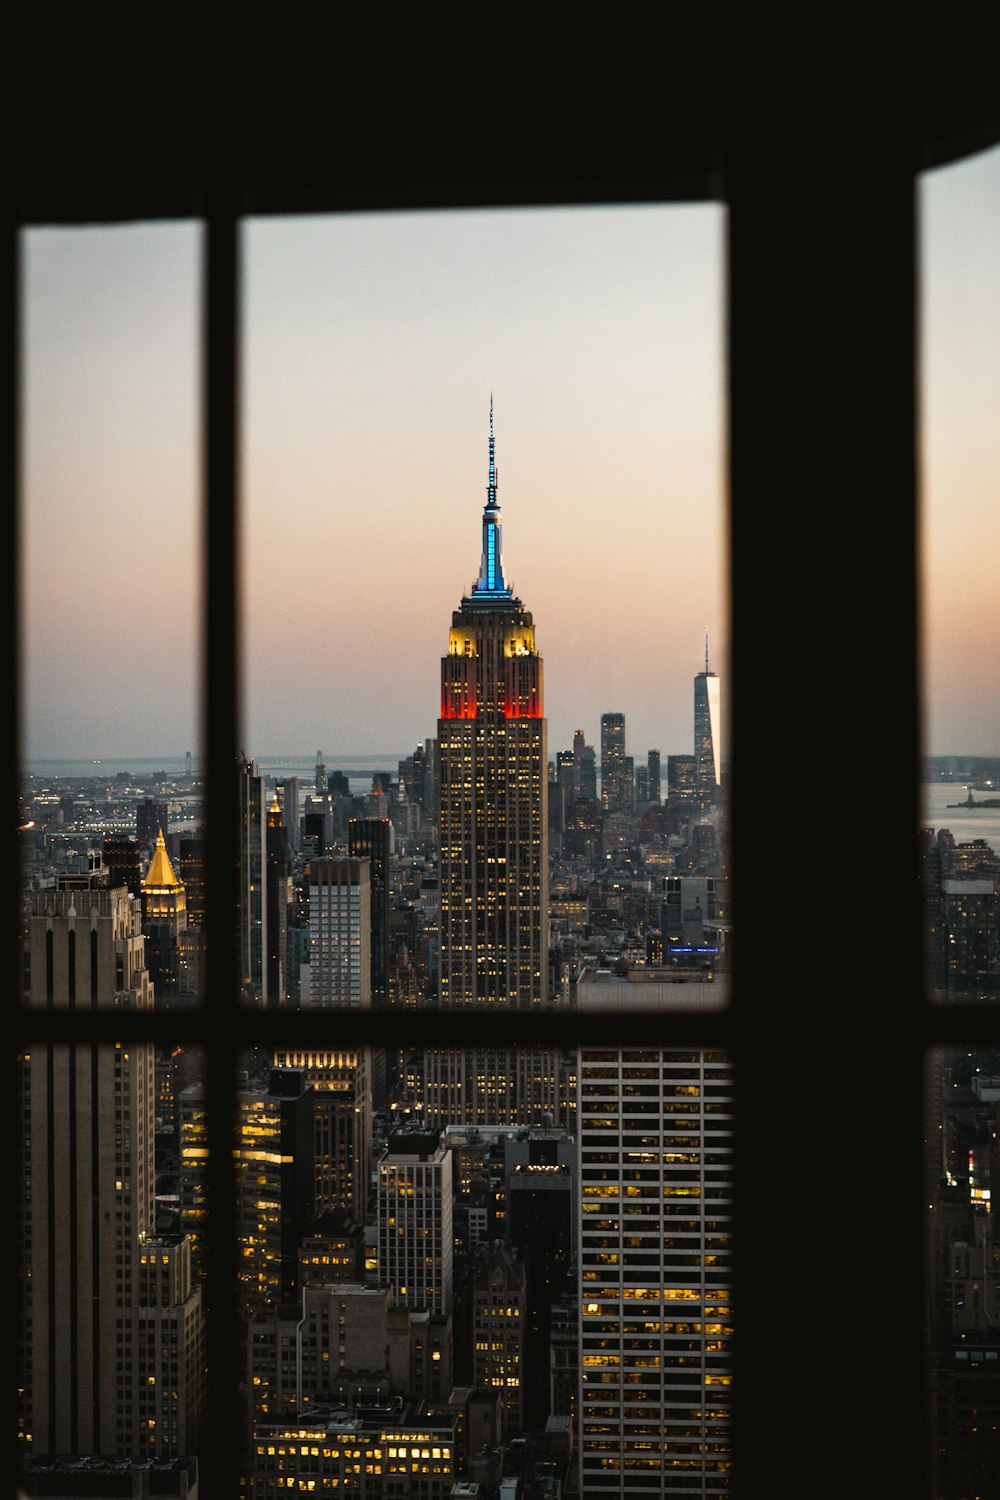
[472,396,512,600]
[487,394,498,510]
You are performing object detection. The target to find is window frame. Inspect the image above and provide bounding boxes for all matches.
[11,96,1000,1496]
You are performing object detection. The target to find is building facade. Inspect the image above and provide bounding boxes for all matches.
[20,864,206,1459]
[238,754,270,1004]
[576,969,734,1496]
[694,643,722,810]
[600,713,629,815]
[305,856,371,1010]
[437,405,548,1013]
[421,406,553,1127]
[378,1129,454,1316]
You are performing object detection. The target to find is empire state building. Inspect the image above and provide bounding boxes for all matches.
[438,402,548,1011]
[415,406,557,1126]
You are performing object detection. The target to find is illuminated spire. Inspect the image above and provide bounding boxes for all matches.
[472,397,512,600]
[143,828,181,890]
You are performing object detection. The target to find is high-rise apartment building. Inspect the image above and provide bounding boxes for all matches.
[694,640,722,810]
[20,862,206,1458]
[576,969,734,1496]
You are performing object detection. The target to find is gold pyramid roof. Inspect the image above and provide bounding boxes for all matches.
[143,828,182,890]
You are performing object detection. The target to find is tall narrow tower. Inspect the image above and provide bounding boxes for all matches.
[422,404,556,1128]
[694,634,722,810]
[438,401,548,1012]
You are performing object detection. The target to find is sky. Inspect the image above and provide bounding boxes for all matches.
[19,143,1000,766]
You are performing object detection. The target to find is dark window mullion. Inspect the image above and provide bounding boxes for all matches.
[726,103,926,1492]
[202,199,243,1497]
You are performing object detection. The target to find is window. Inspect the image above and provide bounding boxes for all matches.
[13,74,1000,1498]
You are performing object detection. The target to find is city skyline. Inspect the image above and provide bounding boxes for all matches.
[20,144,1000,765]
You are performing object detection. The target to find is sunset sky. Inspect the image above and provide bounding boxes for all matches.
[20,142,1000,766]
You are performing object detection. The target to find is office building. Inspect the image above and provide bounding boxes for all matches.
[102,834,142,898]
[437,404,547,1011]
[348,821,392,1008]
[251,1402,459,1496]
[238,754,269,1004]
[694,641,722,810]
[275,774,301,853]
[136,796,169,848]
[349,818,393,1108]
[20,863,206,1458]
[647,749,662,804]
[423,405,553,1127]
[180,1067,315,1313]
[305,856,371,1009]
[141,826,187,1008]
[574,729,598,803]
[273,1044,372,1223]
[471,1242,526,1438]
[667,753,698,805]
[505,1131,576,1430]
[576,969,733,1495]
[600,713,629,814]
[285,857,373,1222]
[378,1128,454,1315]
[266,793,292,1008]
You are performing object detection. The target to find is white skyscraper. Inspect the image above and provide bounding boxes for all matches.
[577,969,734,1496]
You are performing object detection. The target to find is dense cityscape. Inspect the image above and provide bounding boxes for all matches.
[16,421,1000,1497]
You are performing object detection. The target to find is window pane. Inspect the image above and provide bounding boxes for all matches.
[19,223,205,1003]
[919,142,1000,1007]
[238,205,730,1485]
[240,205,728,1010]
[919,142,1000,1496]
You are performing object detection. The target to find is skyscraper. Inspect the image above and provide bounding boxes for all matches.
[378,1128,454,1314]
[266,793,291,1008]
[576,969,733,1495]
[574,728,598,803]
[349,818,393,1109]
[437,403,548,1014]
[20,861,206,1458]
[415,406,555,1128]
[600,712,629,814]
[305,856,371,1010]
[237,753,269,1004]
[694,637,722,810]
[292,856,373,1220]
[141,826,188,1008]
